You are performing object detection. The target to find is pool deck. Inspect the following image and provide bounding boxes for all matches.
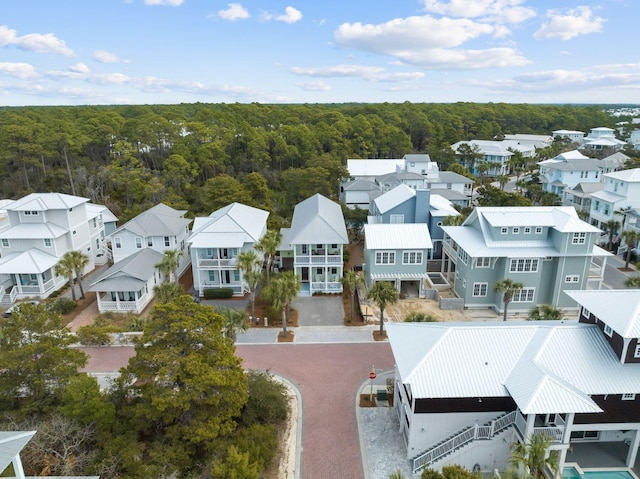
[566,442,639,477]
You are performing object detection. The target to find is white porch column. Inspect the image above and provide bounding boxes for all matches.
[12,455,26,479]
[598,256,608,290]
[627,428,640,468]
[525,414,536,442]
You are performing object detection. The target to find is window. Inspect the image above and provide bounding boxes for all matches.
[535,227,543,234]
[24,211,38,216]
[330,267,338,275]
[180,240,185,251]
[594,200,600,212]
[44,238,52,248]
[604,324,613,337]
[509,258,539,273]
[475,257,491,268]
[512,227,520,234]
[402,251,423,265]
[233,270,240,282]
[582,308,590,318]
[135,237,142,249]
[571,431,600,440]
[317,244,323,249]
[114,237,122,249]
[164,236,170,247]
[472,282,488,297]
[375,251,395,265]
[565,275,580,283]
[96,238,100,250]
[316,268,323,275]
[512,288,535,302]
[457,249,469,265]
[634,345,640,358]
[390,214,405,224]
[331,244,337,249]
[208,271,217,281]
[462,279,466,288]
[524,227,531,234]
[622,393,636,401]
[1,238,9,248]
[72,230,77,235]
[501,227,508,234]
[572,232,586,245]
[147,238,153,247]
[301,245,308,254]
[92,218,97,228]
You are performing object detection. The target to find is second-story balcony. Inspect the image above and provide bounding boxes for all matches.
[196,257,238,268]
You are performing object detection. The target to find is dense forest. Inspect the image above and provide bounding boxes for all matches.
[0,102,614,223]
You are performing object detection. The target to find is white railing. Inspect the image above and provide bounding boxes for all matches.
[197,258,237,268]
[533,426,564,442]
[411,411,517,473]
[19,277,54,294]
[199,282,243,294]
[99,301,141,312]
[0,286,18,305]
[310,282,342,292]
[588,261,603,277]
[295,255,342,265]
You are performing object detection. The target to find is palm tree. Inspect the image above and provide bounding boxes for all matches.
[624,276,640,288]
[367,281,399,337]
[497,174,510,190]
[55,254,77,301]
[155,249,183,283]
[528,304,563,321]
[264,271,300,338]
[602,219,620,251]
[341,270,364,323]
[510,434,559,479]
[494,279,524,322]
[255,229,282,284]
[443,214,465,226]
[621,230,640,269]
[237,250,262,320]
[153,282,185,304]
[216,307,248,342]
[67,250,89,299]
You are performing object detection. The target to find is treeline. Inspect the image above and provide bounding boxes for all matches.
[0,102,612,222]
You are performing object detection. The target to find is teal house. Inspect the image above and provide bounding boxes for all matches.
[441,206,610,313]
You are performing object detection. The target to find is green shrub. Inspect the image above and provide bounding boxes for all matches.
[76,325,113,346]
[127,316,146,332]
[240,370,288,427]
[203,288,234,299]
[405,311,438,323]
[48,297,77,315]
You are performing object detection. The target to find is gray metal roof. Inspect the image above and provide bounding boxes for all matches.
[0,249,59,274]
[591,189,626,203]
[288,194,348,245]
[90,248,164,291]
[113,203,191,238]
[373,184,415,214]
[189,203,269,245]
[364,223,432,250]
[566,290,640,338]
[388,320,640,414]
[341,178,380,192]
[7,193,88,211]
[0,222,67,239]
[0,431,35,473]
[87,203,119,223]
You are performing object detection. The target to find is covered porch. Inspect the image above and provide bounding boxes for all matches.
[94,287,153,314]
[0,249,65,304]
[369,272,430,299]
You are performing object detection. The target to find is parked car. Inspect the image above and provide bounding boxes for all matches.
[3,300,40,318]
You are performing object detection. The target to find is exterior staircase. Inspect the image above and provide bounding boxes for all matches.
[410,410,517,473]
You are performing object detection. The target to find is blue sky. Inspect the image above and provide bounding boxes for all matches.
[1,0,638,106]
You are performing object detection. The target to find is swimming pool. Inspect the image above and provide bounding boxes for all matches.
[563,466,638,479]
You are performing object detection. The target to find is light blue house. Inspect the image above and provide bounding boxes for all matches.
[363,223,432,298]
[441,206,610,313]
[538,150,602,198]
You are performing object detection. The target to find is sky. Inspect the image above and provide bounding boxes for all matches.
[1,0,639,106]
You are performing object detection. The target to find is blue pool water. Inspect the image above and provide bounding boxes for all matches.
[563,467,636,479]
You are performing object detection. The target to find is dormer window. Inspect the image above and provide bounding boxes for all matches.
[622,393,636,401]
[604,324,613,337]
[572,232,586,245]
[512,227,519,234]
[24,211,39,216]
[501,227,508,234]
[635,345,640,358]
[1,239,9,247]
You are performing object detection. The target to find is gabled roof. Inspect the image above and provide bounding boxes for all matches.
[288,194,348,245]
[428,171,474,184]
[7,193,88,211]
[341,178,380,192]
[364,223,432,250]
[388,317,640,414]
[429,188,468,202]
[347,158,404,177]
[0,249,59,274]
[112,203,191,238]
[188,203,269,248]
[600,152,629,169]
[373,184,415,214]
[604,167,640,182]
[566,290,640,338]
[90,248,164,292]
[86,203,119,223]
[564,182,604,196]
[429,194,460,217]
[0,431,36,474]
[0,222,67,239]
[376,172,425,183]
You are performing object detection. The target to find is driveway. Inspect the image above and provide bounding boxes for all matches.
[292,296,344,326]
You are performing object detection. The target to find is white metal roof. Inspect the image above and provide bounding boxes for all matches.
[0,431,35,474]
[429,194,460,216]
[189,202,269,246]
[364,223,432,250]
[90,248,164,292]
[0,249,59,274]
[604,168,640,182]
[591,189,626,203]
[373,184,415,214]
[0,222,67,239]
[388,320,640,414]
[288,194,348,245]
[566,290,640,338]
[347,158,404,177]
[113,203,191,238]
[86,203,118,223]
[7,193,88,211]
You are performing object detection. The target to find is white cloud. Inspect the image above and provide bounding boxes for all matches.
[0,25,74,56]
[290,64,385,77]
[0,62,38,79]
[534,6,605,40]
[144,0,184,5]
[276,7,302,24]
[422,0,536,24]
[69,62,90,74]
[93,50,129,63]
[368,72,425,82]
[334,16,529,69]
[296,80,330,91]
[217,3,250,21]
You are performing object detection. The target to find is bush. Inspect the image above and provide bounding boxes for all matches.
[240,370,288,427]
[48,297,77,315]
[127,316,146,332]
[76,325,113,346]
[405,311,438,322]
[203,288,234,299]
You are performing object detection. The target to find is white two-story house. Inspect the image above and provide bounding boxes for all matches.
[0,193,112,305]
[590,168,640,230]
[538,150,602,198]
[188,203,269,297]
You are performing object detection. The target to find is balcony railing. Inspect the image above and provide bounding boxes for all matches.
[0,286,17,306]
[197,258,237,268]
[198,282,244,294]
[19,278,55,294]
[310,281,342,292]
[97,292,152,313]
[295,255,342,265]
